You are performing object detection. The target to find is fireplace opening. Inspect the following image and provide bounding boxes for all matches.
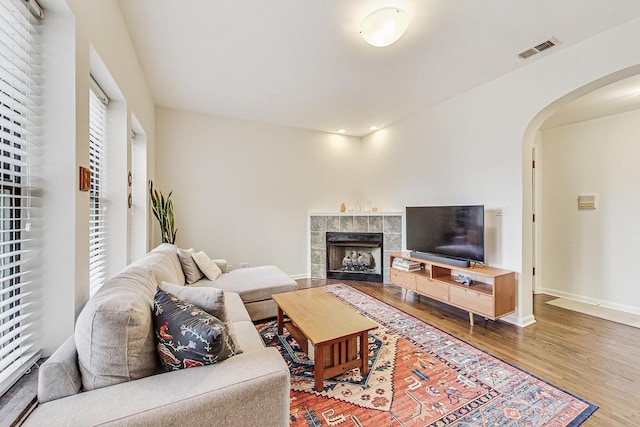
[326,232,383,283]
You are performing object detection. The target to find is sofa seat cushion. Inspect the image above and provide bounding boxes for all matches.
[24,348,290,427]
[195,266,297,304]
[75,268,160,391]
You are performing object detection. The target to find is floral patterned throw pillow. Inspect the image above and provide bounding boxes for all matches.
[153,288,237,371]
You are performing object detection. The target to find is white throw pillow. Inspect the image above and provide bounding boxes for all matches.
[192,251,223,281]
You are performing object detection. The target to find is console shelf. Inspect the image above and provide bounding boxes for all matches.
[389,252,515,325]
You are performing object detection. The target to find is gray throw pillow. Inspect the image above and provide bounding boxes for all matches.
[160,281,227,321]
[177,247,204,284]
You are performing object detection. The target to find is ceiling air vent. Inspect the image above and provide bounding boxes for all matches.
[517,37,560,60]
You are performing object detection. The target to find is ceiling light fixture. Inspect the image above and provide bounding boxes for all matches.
[337,129,346,134]
[369,126,379,131]
[360,8,409,47]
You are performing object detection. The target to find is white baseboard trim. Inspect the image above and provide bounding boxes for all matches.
[499,312,536,328]
[538,288,640,316]
[290,273,308,280]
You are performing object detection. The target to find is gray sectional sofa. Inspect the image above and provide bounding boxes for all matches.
[24,244,297,426]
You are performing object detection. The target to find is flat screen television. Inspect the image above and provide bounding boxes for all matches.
[406,205,484,266]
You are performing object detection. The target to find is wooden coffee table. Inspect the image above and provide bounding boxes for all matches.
[272,288,378,391]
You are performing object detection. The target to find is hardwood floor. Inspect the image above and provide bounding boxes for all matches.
[296,278,640,426]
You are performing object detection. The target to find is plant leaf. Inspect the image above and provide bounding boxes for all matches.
[148,180,178,244]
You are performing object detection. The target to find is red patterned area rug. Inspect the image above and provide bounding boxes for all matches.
[257,283,597,427]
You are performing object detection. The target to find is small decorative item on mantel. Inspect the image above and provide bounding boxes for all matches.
[340,203,346,212]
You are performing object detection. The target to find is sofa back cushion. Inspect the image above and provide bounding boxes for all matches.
[75,264,161,391]
[130,244,186,286]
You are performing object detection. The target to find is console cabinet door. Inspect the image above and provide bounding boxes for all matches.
[416,276,449,302]
[449,287,493,317]
[390,269,416,290]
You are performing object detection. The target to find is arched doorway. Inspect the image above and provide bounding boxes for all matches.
[522,66,640,318]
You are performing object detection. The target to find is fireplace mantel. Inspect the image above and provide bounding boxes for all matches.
[307,212,403,216]
[307,212,404,283]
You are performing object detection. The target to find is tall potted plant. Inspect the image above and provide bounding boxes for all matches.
[149,180,177,244]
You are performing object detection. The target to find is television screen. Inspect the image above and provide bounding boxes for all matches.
[406,205,484,263]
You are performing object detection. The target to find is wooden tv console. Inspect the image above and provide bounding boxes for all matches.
[389,252,515,325]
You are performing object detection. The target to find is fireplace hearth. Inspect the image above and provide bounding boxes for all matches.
[326,232,383,283]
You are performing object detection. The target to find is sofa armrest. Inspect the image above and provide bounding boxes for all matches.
[38,336,82,403]
[24,347,290,427]
[212,259,228,273]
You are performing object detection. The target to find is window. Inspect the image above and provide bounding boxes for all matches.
[89,80,108,295]
[0,0,42,394]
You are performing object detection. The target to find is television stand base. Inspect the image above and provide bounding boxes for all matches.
[410,251,470,268]
[389,252,516,326]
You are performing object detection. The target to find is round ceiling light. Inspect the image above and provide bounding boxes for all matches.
[360,8,409,47]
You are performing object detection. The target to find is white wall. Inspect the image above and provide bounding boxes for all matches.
[130,116,149,263]
[361,17,640,326]
[155,17,640,327]
[361,110,519,268]
[539,110,640,313]
[361,83,528,324]
[155,108,361,276]
[38,0,155,354]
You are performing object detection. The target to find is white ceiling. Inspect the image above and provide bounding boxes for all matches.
[117,0,640,137]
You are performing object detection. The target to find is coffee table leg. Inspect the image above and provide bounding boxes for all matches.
[360,331,369,375]
[314,343,324,392]
[277,306,284,335]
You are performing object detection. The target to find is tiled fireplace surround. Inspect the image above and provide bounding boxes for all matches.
[308,213,403,283]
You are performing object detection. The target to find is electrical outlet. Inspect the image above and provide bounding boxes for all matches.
[578,195,596,210]
[240,262,249,268]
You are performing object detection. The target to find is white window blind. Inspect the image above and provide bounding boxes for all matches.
[0,0,42,395]
[89,81,108,295]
